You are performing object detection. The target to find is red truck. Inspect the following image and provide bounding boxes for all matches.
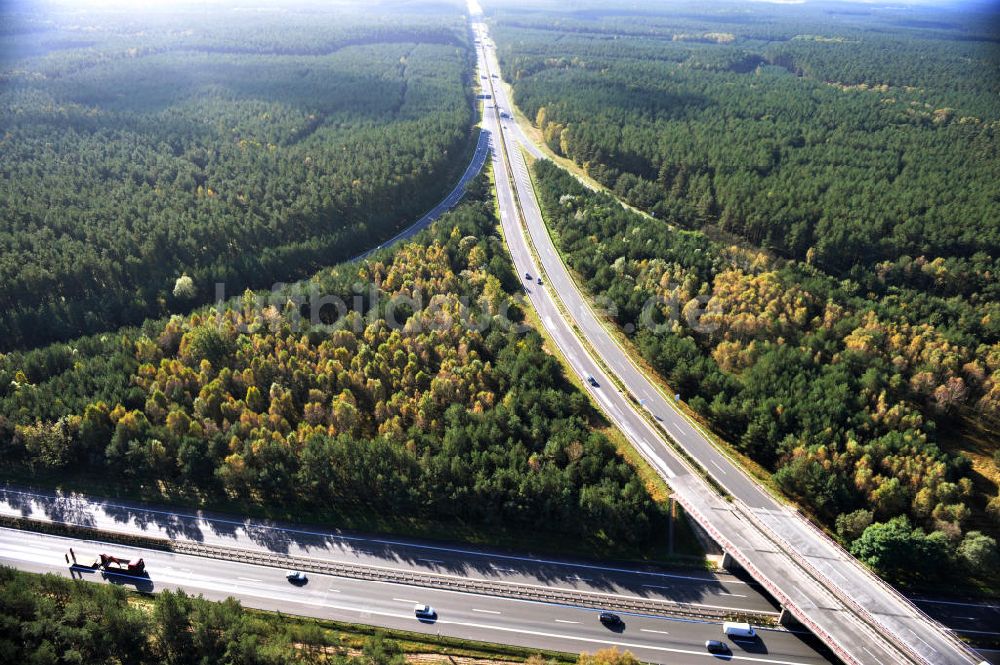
[68,548,145,575]
[98,553,145,574]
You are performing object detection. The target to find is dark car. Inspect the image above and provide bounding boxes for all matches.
[705,640,730,654]
[525,272,532,280]
[536,277,543,285]
[599,612,622,627]
[587,375,599,387]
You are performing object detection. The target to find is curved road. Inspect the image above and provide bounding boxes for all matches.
[352,127,490,263]
[472,7,979,665]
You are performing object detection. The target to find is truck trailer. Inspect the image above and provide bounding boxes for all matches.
[68,548,146,575]
[99,553,146,574]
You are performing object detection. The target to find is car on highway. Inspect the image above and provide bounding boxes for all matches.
[536,277,543,285]
[414,604,436,619]
[525,272,532,280]
[598,612,622,627]
[285,570,307,583]
[587,375,599,387]
[705,640,730,654]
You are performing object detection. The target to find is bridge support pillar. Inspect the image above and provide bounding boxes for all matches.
[721,551,740,571]
[778,607,803,629]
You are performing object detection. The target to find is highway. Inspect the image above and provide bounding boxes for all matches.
[0,528,833,665]
[352,125,490,262]
[0,485,773,616]
[909,597,1000,646]
[471,6,981,665]
[0,11,984,665]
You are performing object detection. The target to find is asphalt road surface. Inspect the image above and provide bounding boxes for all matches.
[471,8,979,665]
[0,485,774,616]
[352,127,490,262]
[909,597,1000,648]
[0,528,834,665]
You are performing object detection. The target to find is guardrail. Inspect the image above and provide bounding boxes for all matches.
[670,494,863,665]
[479,35,977,665]
[169,540,769,624]
[729,501,923,665]
[791,507,977,658]
[0,514,771,625]
[740,504,978,665]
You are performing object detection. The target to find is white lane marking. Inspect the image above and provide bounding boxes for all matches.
[862,647,887,665]
[416,558,443,564]
[567,575,591,582]
[642,584,671,590]
[954,627,1000,635]
[27,529,762,617]
[237,577,261,582]
[711,460,728,475]
[640,628,670,635]
[392,598,420,604]
[2,543,776,639]
[0,489,749,586]
[716,592,747,598]
[428,615,817,665]
[554,619,580,624]
[910,632,934,654]
[328,588,342,593]
[472,608,501,614]
[913,598,1000,610]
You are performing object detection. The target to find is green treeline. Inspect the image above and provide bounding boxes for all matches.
[0,566,411,665]
[493,1,1000,285]
[530,159,999,586]
[491,1,999,585]
[0,178,661,550]
[500,34,999,274]
[0,6,475,350]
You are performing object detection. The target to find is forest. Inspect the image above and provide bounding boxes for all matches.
[0,566,425,665]
[0,2,476,350]
[531,156,999,587]
[495,15,999,275]
[487,0,1000,586]
[0,566,635,665]
[0,177,663,552]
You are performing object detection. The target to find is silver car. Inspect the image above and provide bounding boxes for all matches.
[414,603,436,619]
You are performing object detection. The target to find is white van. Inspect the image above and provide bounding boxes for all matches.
[722,621,756,638]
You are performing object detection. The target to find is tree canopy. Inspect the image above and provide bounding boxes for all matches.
[492,0,1000,587]
[0,565,418,665]
[0,3,476,350]
[0,178,663,550]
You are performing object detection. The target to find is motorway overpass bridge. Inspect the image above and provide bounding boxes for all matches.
[471,6,985,665]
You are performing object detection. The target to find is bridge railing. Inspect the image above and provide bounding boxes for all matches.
[671,492,865,665]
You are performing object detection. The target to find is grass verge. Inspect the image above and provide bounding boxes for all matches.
[492,190,707,567]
